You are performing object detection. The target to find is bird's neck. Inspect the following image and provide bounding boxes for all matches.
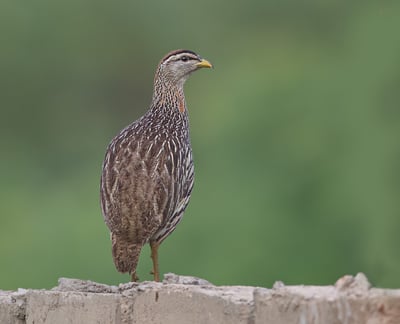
[151,74,187,115]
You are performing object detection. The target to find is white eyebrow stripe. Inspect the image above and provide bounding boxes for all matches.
[165,53,199,63]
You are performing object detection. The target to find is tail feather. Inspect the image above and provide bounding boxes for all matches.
[111,233,143,274]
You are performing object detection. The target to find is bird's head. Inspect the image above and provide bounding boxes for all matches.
[157,49,212,87]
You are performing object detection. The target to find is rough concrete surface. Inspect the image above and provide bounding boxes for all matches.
[1,273,400,324]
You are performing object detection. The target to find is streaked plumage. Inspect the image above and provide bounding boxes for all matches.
[100,49,212,281]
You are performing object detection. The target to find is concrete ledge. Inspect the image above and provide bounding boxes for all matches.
[1,273,400,323]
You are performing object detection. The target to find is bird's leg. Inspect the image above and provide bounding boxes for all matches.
[150,241,160,282]
[130,271,139,282]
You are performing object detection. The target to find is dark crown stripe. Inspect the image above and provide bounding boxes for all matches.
[161,49,198,63]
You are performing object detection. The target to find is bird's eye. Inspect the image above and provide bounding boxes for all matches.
[180,56,189,62]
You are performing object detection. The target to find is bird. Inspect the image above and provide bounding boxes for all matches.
[100,49,212,282]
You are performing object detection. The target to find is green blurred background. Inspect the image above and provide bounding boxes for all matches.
[1,0,400,290]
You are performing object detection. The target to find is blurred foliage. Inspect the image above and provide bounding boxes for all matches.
[1,0,400,290]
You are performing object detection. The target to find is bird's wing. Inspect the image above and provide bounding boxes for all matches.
[100,128,175,244]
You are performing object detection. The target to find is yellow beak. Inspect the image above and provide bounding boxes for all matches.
[196,59,213,69]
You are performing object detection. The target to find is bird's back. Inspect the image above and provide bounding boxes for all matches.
[100,108,194,272]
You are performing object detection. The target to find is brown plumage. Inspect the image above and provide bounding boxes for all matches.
[100,49,212,281]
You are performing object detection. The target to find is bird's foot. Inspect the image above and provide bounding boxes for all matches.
[130,272,139,282]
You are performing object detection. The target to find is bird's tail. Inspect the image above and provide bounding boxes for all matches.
[111,232,142,274]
